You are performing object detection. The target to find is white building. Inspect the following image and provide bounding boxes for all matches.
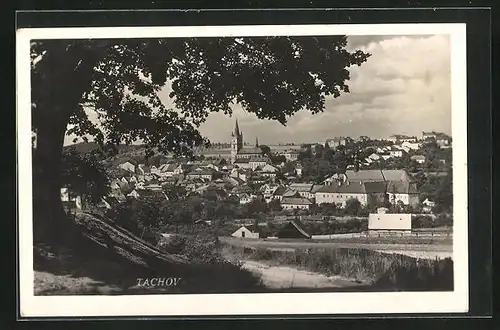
[368,212,412,234]
[411,155,426,164]
[118,161,136,173]
[389,149,404,158]
[315,181,387,207]
[231,226,260,239]
[249,157,269,170]
[402,141,421,150]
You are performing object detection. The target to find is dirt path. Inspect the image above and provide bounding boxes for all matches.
[241,260,366,290]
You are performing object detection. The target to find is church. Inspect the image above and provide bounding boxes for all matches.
[231,120,264,164]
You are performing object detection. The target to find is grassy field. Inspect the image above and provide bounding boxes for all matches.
[220,236,453,256]
[223,244,454,291]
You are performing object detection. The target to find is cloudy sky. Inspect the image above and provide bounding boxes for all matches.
[64,34,451,146]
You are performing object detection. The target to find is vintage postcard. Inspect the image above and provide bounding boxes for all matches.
[17,22,468,317]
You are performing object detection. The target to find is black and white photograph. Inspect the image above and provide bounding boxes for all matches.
[17,22,469,317]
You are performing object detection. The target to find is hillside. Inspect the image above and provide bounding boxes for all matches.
[34,212,263,295]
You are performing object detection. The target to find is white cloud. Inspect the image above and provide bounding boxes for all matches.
[195,34,451,143]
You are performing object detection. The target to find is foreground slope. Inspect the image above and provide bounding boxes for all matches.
[34,212,262,295]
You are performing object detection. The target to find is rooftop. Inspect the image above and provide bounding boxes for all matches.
[316,181,387,194]
[281,197,313,205]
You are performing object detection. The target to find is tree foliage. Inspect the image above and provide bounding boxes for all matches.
[61,148,110,204]
[30,36,370,242]
[32,36,370,153]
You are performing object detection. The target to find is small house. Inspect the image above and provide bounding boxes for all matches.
[411,155,426,164]
[231,225,261,239]
[281,197,313,211]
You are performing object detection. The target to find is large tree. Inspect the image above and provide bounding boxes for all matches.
[30,36,370,243]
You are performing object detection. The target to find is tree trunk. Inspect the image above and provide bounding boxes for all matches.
[32,118,72,245]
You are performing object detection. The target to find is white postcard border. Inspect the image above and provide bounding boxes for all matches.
[17,23,468,317]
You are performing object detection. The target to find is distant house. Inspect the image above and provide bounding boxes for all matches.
[233,158,252,170]
[150,165,161,175]
[249,157,269,170]
[261,184,279,202]
[326,137,353,148]
[230,168,252,181]
[276,219,311,239]
[238,193,253,205]
[283,150,300,162]
[295,163,303,177]
[422,198,436,213]
[411,155,426,164]
[118,161,136,173]
[402,141,421,150]
[421,131,437,141]
[143,182,163,192]
[127,189,140,198]
[388,148,404,158]
[158,163,179,177]
[281,197,313,210]
[231,225,261,239]
[272,186,287,201]
[186,168,214,181]
[435,133,452,147]
[388,135,417,144]
[386,181,420,207]
[258,163,279,178]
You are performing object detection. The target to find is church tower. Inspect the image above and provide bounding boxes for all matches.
[231,119,243,164]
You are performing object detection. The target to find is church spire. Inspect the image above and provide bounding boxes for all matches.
[255,136,259,147]
[234,119,240,137]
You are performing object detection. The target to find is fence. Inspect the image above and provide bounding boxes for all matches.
[311,230,452,240]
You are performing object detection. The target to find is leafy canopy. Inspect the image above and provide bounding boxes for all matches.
[31,36,370,156]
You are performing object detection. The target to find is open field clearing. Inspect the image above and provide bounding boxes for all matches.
[223,243,454,291]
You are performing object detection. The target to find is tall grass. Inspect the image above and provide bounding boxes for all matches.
[224,245,453,291]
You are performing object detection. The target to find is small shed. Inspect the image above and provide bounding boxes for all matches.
[231,225,261,239]
[276,219,311,239]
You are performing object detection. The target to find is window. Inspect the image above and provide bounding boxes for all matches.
[242,231,246,238]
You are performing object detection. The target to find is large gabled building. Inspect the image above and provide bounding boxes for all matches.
[316,169,420,208]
